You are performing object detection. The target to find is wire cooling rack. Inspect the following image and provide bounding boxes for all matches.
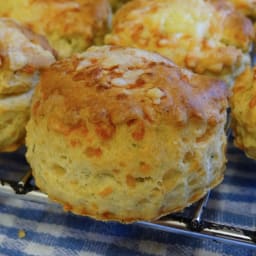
[0,138,255,249]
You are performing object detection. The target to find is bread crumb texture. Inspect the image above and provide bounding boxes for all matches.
[26,46,228,222]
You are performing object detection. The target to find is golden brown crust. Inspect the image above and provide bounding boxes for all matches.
[0,18,56,96]
[27,0,110,36]
[0,18,56,72]
[1,18,56,57]
[4,18,56,56]
[34,46,228,136]
[0,0,111,58]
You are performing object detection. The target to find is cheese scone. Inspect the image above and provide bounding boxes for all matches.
[0,18,56,151]
[26,46,228,222]
[105,0,254,86]
[0,0,111,58]
[230,67,256,159]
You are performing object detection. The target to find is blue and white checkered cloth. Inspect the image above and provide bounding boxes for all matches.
[0,140,255,256]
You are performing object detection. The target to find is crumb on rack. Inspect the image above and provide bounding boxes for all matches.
[18,229,26,239]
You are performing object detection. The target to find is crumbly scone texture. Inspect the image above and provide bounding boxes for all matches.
[0,18,56,151]
[105,0,254,86]
[227,0,256,17]
[26,46,228,222]
[0,0,111,58]
[0,90,34,152]
[230,67,256,159]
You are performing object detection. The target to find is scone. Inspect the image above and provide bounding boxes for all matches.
[26,46,228,222]
[0,18,56,152]
[230,67,256,159]
[226,0,256,17]
[0,0,111,58]
[105,0,254,86]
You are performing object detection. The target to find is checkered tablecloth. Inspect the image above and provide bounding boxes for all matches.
[0,140,255,256]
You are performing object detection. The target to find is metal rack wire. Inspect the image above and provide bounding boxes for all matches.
[145,193,256,249]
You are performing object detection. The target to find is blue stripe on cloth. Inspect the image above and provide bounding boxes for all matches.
[0,221,255,256]
[0,247,34,256]
[227,161,256,173]
[203,208,255,228]
[0,202,252,242]
[224,170,256,180]
[0,202,255,256]
[210,190,256,203]
[0,193,254,239]
[221,175,256,188]
[0,225,153,256]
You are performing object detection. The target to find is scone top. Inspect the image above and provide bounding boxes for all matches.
[32,45,228,139]
[0,18,56,94]
[105,0,254,84]
[0,18,56,71]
